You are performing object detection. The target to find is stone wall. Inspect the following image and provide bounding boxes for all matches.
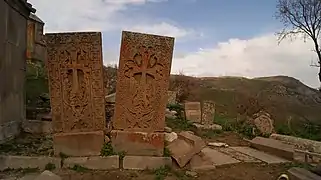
[0,0,35,143]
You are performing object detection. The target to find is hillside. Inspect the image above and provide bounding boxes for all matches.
[168,74,321,139]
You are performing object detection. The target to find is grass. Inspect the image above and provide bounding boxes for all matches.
[165,117,195,132]
[45,163,56,171]
[100,142,126,160]
[153,166,191,180]
[70,164,89,172]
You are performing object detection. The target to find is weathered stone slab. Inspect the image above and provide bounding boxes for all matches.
[167,91,177,104]
[167,131,205,167]
[287,167,321,180]
[46,32,106,156]
[184,102,201,123]
[253,111,274,135]
[0,156,61,171]
[217,147,261,163]
[201,101,215,125]
[230,146,290,164]
[34,170,62,180]
[190,147,240,170]
[64,156,119,170]
[110,130,164,156]
[250,137,294,160]
[22,120,52,134]
[113,31,174,131]
[123,156,172,170]
[270,133,321,154]
[53,131,104,156]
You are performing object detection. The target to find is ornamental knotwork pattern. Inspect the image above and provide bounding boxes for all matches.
[123,45,165,128]
[60,46,91,131]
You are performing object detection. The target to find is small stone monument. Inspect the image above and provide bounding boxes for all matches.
[201,101,215,125]
[46,32,106,156]
[111,31,175,156]
[184,102,201,123]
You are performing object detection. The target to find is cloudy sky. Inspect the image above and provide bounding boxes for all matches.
[29,0,320,88]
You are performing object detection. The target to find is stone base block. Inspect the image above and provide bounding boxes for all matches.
[110,130,164,156]
[64,156,119,170]
[123,156,172,170]
[22,120,52,134]
[0,155,61,171]
[53,131,104,157]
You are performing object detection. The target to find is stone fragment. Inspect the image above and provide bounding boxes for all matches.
[201,101,215,125]
[165,132,178,143]
[250,137,294,160]
[253,111,274,135]
[105,93,116,103]
[64,156,119,170]
[184,102,201,123]
[46,32,106,156]
[208,142,229,148]
[104,135,110,143]
[0,156,61,171]
[123,156,172,170]
[167,131,205,167]
[193,123,222,130]
[34,170,61,180]
[53,131,104,156]
[230,146,290,164]
[165,109,177,119]
[185,171,198,177]
[164,126,172,133]
[110,130,164,156]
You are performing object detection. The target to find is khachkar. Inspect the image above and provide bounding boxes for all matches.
[111,31,175,156]
[46,32,106,156]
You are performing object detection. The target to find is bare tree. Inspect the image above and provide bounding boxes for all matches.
[276,0,321,86]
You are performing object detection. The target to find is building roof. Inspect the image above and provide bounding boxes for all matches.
[29,13,44,24]
[20,0,36,13]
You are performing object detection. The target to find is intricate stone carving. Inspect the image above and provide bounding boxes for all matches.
[46,32,105,133]
[113,31,175,131]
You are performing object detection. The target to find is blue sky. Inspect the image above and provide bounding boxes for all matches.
[29,0,319,88]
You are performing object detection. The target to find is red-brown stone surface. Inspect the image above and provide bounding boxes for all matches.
[53,131,104,156]
[113,31,175,131]
[45,32,106,133]
[110,130,164,156]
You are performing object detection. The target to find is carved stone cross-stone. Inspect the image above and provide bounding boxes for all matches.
[111,31,175,156]
[46,32,106,157]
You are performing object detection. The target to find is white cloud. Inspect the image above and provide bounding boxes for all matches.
[172,33,320,88]
[28,0,189,39]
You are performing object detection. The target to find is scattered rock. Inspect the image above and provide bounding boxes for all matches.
[193,123,222,130]
[167,131,205,167]
[186,131,195,135]
[253,111,274,135]
[165,109,177,119]
[41,111,52,121]
[165,132,178,143]
[105,135,110,143]
[105,93,116,103]
[34,170,61,180]
[208,142,229,148]
[185,171,198,177]
[164,126,172,133]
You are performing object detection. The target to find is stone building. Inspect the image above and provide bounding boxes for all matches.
[27,13,46,62]
[0,0,36,143]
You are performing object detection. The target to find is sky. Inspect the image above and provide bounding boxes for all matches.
[28,0,320,88]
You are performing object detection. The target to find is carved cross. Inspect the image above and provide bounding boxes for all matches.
[65,50,85,92]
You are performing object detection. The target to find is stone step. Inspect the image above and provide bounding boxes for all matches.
[250,137,294,160]
[230,146,290,164]
[287,167,321,180]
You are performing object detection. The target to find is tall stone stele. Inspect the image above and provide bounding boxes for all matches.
[45,32,106,156]
[111,31,175,156]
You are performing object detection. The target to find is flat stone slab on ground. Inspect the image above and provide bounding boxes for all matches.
[0,155,61,171]
[64,156,119,170]
[230,146,290,164]
[122,156,172,170]
[217,147,261,163]
[167,131,206,168]
[190,147,240,170]
[250,137,294,160]
[287,167,321,180]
